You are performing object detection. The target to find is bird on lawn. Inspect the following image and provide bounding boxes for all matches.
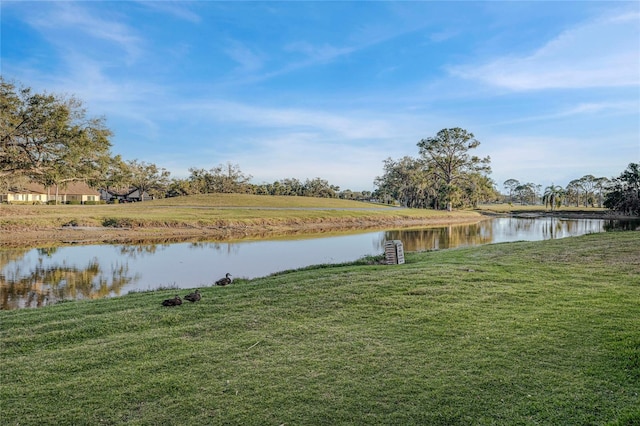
[215,273,232,286]
[184,289,201,303]
[162,295,182,307]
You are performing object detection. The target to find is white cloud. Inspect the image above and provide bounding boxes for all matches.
[27,3,143,60]
[224,40,265,73]
[488,101,639,127]
[181,100,395,140]
[450,10,640,90]
[170,100,428,189]
[284,41,355,64]
[485,134,635,188]
[231,133,391,190]
[137,1,201,23]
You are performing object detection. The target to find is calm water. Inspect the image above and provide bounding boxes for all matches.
[1,217,637,309]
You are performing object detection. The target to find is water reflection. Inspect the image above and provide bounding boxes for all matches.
[1,217,637,310]
[381,222,494,251]
[1,247,139,309]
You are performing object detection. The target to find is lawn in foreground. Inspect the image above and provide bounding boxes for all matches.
[1,232,638,425]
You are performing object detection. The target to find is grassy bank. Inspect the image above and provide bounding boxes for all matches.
[0,194,478,230]
[1,231,638,425]
[0,194,482,247]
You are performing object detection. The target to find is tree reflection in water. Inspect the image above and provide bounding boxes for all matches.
[1,250,139,309]
[381,222,494,251]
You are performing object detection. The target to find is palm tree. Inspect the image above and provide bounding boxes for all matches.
[543,184,565,211]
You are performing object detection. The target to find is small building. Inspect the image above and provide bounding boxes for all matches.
[100,188,152,203]
[1,182,101,204]
[0,183,48,204]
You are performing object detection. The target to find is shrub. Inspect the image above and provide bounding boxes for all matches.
[102,217,133,228]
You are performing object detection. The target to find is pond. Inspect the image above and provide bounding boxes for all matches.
[1,217,637,309]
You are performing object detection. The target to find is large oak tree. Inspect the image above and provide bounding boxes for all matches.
[417,128,492,211]
[0,78,112,186]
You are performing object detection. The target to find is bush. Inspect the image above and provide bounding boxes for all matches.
[102,217,134,228]
[604,163,640,216]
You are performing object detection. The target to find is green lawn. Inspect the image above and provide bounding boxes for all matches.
[1,232,638,425]
[0,193,480,230]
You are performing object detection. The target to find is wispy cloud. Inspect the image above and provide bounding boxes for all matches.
[137,1,201,23]
[226,133,393,189]
[560,101,638,116]
[484,132,636,187]
[26,2,143,61]
[284,41,355,64]
[450,10,640,90]
[180,100,394,140]
[488,101,639,127]
[229,14,429,85]
[224,40,265,73]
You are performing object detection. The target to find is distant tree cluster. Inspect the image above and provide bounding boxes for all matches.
[503,173,622,211]
[603,163,640,215]
[502,163,640,215]
[374,128,496,210]
[167,164,349,199]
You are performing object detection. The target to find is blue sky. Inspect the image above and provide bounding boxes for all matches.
[2,1,639,192]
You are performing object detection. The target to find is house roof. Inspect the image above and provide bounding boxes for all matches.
[103,187,149,197]
[7,182,100,196]
[103,187,137,196]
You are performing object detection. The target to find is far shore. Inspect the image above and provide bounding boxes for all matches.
[0,215,485,248]
[477,209,639,220]
[1,208,636,248]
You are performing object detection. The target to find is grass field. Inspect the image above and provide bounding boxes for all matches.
[1,231,638,425]
[0,193,480,230]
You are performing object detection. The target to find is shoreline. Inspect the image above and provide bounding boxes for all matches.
[0,216,485,248]
[478,210,639,220]
[1,210,637,249]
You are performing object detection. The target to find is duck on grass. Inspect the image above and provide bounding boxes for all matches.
[215,273,232,286]
[161,295,182,307]
[160,273,231,306]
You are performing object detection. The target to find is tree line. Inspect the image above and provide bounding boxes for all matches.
[1,78,637,214]
[503,163,640,216]
[504,175,610,208]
